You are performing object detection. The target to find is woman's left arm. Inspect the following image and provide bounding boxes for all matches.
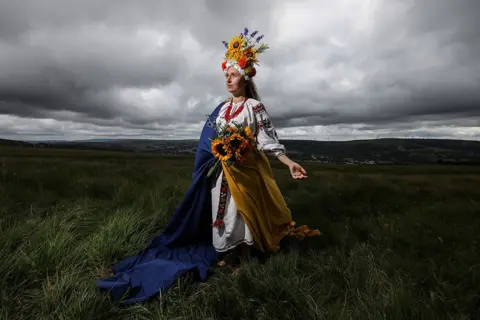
[253,103,308,180]
[277,154,308,179]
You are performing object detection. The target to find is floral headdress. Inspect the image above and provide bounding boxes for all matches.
[221,27,269,80]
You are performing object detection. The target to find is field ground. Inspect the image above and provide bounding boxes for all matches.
[1,147,479,319]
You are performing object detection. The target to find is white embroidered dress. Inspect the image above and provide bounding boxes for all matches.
[211,98,286,252]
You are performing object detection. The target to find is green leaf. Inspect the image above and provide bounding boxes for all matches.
[206,159,220,178]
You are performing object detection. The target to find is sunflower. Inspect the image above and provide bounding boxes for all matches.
[228,35,246,51]
[243,126,254,141]
[226,49,243,62]
[235,141,253,163]
[228,133,246,150]
[226,35,245,61]
[243,47,258,62]
[211,138,232,161]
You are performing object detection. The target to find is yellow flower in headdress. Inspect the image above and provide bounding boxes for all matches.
[243,47,258,62]
[228,35,245,51]
[226,49,243,62]
[226,35,245,61]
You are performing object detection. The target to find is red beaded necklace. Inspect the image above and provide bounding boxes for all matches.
[224,97,248,122]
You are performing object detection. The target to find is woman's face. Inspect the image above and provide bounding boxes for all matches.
[225,66,245,95]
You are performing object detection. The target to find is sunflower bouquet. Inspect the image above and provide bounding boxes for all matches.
[207,123,257,178]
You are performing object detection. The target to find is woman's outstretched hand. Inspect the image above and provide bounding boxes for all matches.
[277,154,308,180]
[288,161,308,180]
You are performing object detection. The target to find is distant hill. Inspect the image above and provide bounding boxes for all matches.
[0,138,33,147]
[3,137,480,165]
[282,138,480,164]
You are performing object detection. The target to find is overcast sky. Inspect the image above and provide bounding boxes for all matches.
[1,0,479,141]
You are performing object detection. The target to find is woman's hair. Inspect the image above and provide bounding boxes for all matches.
[245,79,260,101]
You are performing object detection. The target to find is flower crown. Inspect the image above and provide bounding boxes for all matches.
[221,27,269,80]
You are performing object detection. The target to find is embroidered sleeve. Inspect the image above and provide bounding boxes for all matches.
[253,103,286,159]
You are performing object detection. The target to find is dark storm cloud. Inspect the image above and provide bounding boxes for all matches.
[0,52,183,120]
[0,0,479,140]
[272,85,480,128]
[0,0,271,41]
[260,0,480,130]
[0,0,274,125]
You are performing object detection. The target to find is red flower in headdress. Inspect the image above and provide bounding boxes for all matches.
[238,56,248,69]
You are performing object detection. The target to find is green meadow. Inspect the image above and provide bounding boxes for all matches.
[0,146,479,319]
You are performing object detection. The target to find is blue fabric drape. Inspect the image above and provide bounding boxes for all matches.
[96,102,225,304]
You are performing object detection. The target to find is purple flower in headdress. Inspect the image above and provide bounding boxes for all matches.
[243,27,249,36]
[250,30,258,37]
[222,41,228,48]
[256,35,264,43]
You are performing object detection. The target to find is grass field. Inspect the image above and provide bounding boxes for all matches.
[1,146,479,320]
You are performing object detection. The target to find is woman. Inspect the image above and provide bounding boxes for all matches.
[96,28,319,305]
[212,47,315,267]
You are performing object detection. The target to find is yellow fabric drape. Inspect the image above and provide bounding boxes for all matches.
[221,151,321,253]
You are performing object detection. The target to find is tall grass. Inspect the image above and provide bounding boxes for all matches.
[0,147,479,319]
